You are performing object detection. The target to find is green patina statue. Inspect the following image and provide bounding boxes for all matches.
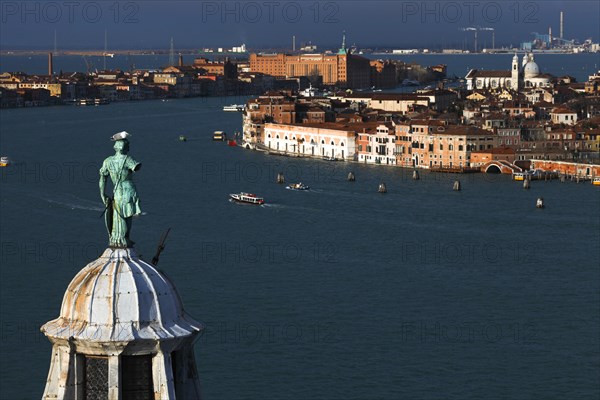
[99,132,142,248]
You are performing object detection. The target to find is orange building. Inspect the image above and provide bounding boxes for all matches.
[249,42,370,89]
[470,147,517,166]
[395,123,498,169]
[193,58,237,80]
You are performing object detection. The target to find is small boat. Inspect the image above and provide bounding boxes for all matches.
[593,177,600,186]
[227,140,237,147]
[230,192,265,205]
[78,98,109,106]
[286,183,310,191]
[213,131,226,141]
[223,104,244,112]
[179,135,187,141]
[536,197,545,209]
[512,171,532,181]
[0,156,9,167]
[323,156,336,161]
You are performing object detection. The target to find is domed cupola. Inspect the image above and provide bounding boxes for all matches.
[524,53,540,78]
[42,248,201,342]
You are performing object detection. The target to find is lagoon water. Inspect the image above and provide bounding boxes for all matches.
[1,97,599,399]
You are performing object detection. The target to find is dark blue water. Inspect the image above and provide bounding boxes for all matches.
[1,97,599,399]
[1,52,599,82]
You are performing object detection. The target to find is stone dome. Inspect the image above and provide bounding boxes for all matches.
[524,61,540,78]
[41,248,202,342]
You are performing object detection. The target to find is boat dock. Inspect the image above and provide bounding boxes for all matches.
[429,166,480,174]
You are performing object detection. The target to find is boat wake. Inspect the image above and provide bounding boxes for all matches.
[260,203,283,209]
[46,196,105,212]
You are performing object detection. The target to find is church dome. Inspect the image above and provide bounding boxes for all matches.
[524,61,540,78]
[41,248,202,342]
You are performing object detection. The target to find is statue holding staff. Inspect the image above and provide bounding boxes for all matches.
[99,131,142,248]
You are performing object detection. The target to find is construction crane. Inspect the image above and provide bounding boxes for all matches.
[81,55,93,74]
[460,27,495,53]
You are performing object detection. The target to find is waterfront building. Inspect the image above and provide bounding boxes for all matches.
[8,80,62,97]
[192,58,237,80]
[530,159,600,178]
[466,53,552,91]
[263,122,357,160]
[249,34,371,89]
[395,123,497,169]
[0,71,63,97]
[357,123,397,164]
[243,92,298,144]
[470,147,517,168]
[0,88,23,108]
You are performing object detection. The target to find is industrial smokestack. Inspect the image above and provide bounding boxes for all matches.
[48,52,53,76]
[560,11,564,40]
[178,54,183,66]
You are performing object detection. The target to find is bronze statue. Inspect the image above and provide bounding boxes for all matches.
[99,132,142,247]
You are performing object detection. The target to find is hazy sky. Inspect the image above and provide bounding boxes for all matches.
[1,1,599,50]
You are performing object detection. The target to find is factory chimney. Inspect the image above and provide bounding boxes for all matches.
[178,54,183,66]
[48,52,53,76]
[560,11,564,40]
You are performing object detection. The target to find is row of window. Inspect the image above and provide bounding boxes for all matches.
[267,133,345,147]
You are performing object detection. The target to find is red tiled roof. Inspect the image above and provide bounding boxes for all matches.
[551,107,575,113]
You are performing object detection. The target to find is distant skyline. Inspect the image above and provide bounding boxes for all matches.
[1,1,599,51]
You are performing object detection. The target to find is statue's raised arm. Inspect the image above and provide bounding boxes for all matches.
[99,131,142,248]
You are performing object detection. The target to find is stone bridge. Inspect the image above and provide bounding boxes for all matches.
[481,160,522,174]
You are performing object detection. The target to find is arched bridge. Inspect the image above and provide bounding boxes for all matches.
[481,160,522,174]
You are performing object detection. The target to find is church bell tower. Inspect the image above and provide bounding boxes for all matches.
[511,53,520,91]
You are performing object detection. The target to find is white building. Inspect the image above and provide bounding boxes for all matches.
[231,44,247,53]
[357,124,397,165]
[41,248,203,399]
[551,107,578,125]
[264,122,357,160]
[466,53,552,91]
[340,93,430,115]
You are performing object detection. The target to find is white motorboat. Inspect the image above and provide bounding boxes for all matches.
[229,192,265,205]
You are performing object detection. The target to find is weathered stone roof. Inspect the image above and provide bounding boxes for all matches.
[41,248,202,342]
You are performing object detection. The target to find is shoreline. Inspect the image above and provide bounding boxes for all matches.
[2,50,596,57]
